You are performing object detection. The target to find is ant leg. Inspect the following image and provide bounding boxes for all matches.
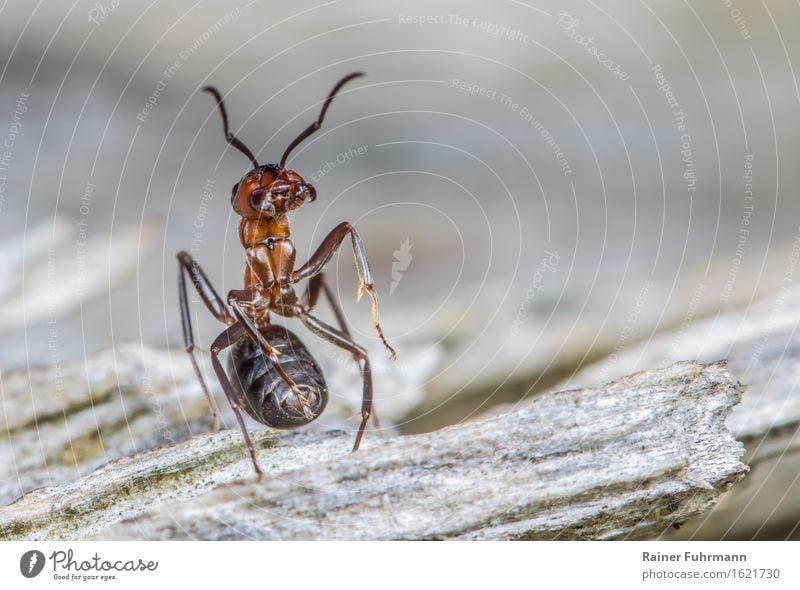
[177,251,234,431]
[296,309,373,452]
[292,222,396,360]
[226,291,306,398]
[301,274,382,433]
[210,322,263,478]
[302,273,350,337]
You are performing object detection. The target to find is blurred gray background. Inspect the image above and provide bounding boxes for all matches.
[1,0,800,538]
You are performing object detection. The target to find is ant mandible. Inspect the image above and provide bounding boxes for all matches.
[176,72,396,477]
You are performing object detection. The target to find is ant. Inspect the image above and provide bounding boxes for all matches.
[177,72,396,477]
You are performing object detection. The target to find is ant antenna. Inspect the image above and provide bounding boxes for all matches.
[203,86,259,168]
[279,72,364,169]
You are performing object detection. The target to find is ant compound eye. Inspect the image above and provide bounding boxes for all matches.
[231,183,239,203]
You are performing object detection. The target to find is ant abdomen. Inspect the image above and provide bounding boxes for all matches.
[228,326,328,429]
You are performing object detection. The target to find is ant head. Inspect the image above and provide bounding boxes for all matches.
[204,72,363,220]
[231,165,316,219]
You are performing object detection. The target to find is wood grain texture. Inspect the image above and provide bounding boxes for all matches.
[0,360,746,540]
[560,284,800,465]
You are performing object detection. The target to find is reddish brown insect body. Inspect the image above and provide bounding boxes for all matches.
[177,73,396,477]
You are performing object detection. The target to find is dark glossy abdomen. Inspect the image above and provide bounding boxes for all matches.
[227,325,327,429]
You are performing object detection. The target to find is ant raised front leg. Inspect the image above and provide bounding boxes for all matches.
[296,308,374,451]
[292,222,396,359]
[177,251,235,431]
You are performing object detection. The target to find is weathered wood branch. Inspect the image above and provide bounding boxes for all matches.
[0,345,215,505]
[555,286,800,539]
[0,341,433,506]
[0,361,746,540]
[560,285,800,466]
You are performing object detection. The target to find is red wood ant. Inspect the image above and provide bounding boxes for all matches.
[177,73,396,477]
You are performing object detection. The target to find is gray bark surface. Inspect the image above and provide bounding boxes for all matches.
[0,360,746,540]
[556,286,800,539]
[560,285,800,466]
